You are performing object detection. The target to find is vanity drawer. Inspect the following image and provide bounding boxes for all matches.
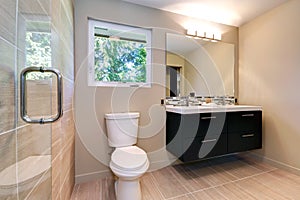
[181,133,227,162]
[227,111,262,132]
[196,112,227,138]
[228,131,262,153]
[166,112,227,139]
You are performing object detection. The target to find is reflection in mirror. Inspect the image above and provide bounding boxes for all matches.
[166,33,234,97]
[166,66,181,97]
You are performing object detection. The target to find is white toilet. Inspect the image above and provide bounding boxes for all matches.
[105,112,149,200]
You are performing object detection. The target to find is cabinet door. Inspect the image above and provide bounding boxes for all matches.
[166,112,201,158]
[228,131,262,153]
[228,111,261,132]
[227,111,262,153]
[181,133,227,162]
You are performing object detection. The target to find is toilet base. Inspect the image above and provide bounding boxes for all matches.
[115,179,141,200]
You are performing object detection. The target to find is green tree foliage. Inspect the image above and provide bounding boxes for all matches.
[25,31,52,80]
[94,37,147,83]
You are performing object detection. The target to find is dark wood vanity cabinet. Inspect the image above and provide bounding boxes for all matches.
[227,111,262,153]
[166,110,262,162]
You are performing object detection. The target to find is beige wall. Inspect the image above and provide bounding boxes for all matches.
[74,0,238,183]
[239,0,300,172]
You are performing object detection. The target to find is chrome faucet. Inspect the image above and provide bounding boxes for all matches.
[180,96,189,106]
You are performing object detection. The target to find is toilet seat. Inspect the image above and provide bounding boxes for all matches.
[111,146,148,171]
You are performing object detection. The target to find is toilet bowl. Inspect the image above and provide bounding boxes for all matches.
[105,112,149,200]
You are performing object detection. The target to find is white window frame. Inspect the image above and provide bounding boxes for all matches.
[88,19,152,87]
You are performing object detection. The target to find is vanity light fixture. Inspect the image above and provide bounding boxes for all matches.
[186,29,197,38]
[196,31,205,39]
[186,29,222,42]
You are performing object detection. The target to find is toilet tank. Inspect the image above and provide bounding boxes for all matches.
[105,112,140,147]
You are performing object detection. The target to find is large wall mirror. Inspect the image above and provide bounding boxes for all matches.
[166,33,235,97]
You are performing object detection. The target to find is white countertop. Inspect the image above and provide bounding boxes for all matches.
[166,104,262,114]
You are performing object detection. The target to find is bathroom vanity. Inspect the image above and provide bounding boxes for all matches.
[166,105,262,162]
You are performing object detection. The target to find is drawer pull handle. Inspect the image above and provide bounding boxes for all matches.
[242,114,254,117]
[201,116,217,120]
[242,134,255,138]
[202,139,217,143]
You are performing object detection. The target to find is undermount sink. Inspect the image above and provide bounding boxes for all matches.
[165,104,262,114]
[201,103,218,107]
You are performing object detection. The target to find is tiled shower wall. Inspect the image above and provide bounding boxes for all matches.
[51,0,75,199]
[0,0,74,199]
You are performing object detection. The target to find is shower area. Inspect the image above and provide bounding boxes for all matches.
[0,0,75,199]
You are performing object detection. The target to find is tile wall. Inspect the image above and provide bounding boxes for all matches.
[0,0,74,199]
[51,0,75,199]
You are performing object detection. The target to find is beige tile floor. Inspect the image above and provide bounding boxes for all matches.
[71,154,300,200]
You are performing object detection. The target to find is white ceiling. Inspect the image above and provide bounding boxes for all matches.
[122,0,289,27]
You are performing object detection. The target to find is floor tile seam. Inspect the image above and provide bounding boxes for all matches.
[164,187,228,200]
[165,193,191,200]
[188,168,277,195]
[208,161,277,183]
[181,164,240,192]
[229,177,272,200]
[172,165,214,193]
[210,187,231,200]
[166,166,246,200]
[168,166,199,198]
[237,158,272,173]
[191,179,259,200]
[249,172,295,200]
[241,153,279,169]
[149,172,168,200]
[207,165,241,180]
[230,172,293,200]
[208,160,259,176]
[267,169,300,184]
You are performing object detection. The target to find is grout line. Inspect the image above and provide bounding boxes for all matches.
[207,155,272,181]
[0,124,30,136]
[72,159,297,200]
[149,172,168,200]
[248,169,294,200]
[75,169,111,180]
[208,164,240,180]
[24,167,51,199]
[250,152,300,174]
[212,187,231,200]
[167,165,208,199]
[0,108,73,136]
[237,156,271,172]
[189,168,277,195]
[166,194,192,200]
[168,166,194,197]
[0,35,18,49]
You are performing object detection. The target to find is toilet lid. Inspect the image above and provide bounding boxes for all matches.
[111,146,148,171]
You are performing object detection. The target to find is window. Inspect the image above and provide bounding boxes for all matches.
[88,19,152,87]
[25,18,52,80]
